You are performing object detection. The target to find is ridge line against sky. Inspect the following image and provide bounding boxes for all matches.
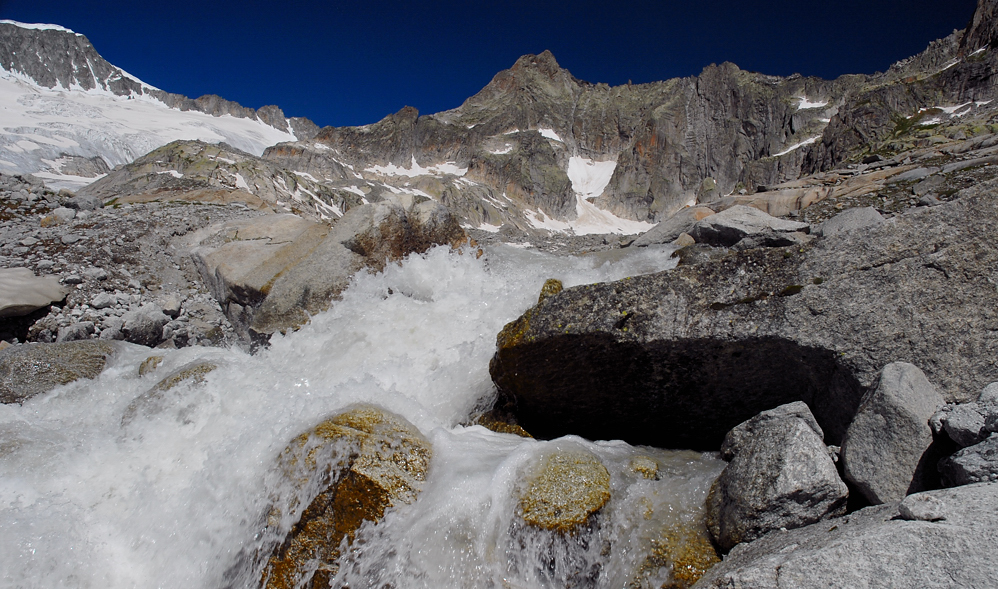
[0,0,980,128]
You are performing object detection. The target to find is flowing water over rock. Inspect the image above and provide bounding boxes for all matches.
[0,243,723,588]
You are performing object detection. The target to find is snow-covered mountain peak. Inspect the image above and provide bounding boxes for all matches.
[0,21,318,189]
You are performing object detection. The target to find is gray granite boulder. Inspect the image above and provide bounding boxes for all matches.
[814,206,884,238]
[939,434,998,486]
[121,303,171,347]
[707,402,848,551]
[693,483,998,589]
[938,403,989,447]
[490,182,998,450]
[0,340,122,404]
[631,206,716,247]
[689,205,809,247]
[841,362,944,504]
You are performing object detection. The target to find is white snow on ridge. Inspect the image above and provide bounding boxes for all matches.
[774,136,820,157]
[538,128,563,142]
[524,195,655,236]
[797,96,828,110]
[365,156,468,178]
[567,156,616,199]
[0,20,80,35]
[490,144,513,155]
[157,170,183,178]
[0,67,296,187]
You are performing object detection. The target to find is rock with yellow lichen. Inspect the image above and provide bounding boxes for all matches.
[537,278,563,304]
[630,521,720,589]
[518,450,611,533]
[257,404,432,589]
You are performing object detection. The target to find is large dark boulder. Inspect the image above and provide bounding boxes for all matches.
[490,181,998,450]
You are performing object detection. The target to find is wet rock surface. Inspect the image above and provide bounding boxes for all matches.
[0,340,123,404]
[254,405,431,589]
[517,450,611,533]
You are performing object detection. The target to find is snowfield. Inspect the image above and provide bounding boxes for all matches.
[0,69,297,190]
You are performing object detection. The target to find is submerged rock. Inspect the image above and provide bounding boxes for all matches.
[121,360,220,425]
[0,340,120,404]
[841,362,944,504]
[707,402,848,551]
[258,405,431,589]
[518,450,611,533]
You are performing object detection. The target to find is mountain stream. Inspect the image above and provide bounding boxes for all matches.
[0,243,723,588]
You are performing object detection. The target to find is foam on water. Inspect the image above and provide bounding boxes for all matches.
[0,243,722,588]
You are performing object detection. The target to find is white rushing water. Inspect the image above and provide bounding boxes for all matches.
[0,243,723,588]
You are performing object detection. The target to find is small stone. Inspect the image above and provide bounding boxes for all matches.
[63,275,83,285]
[61,234,82,245]
[91,292,114,310]
[83,267,108,281]
[898,493,947,522]
[56,322,95,342]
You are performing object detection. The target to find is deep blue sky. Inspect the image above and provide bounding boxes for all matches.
[0,0,980,128]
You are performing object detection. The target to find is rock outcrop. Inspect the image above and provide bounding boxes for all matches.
[692,483,998,589]
[256,405,431,589]
[490,179,998,450]
[193,195,471,341]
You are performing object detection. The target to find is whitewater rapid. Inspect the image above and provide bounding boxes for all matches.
[0,243,722,588]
